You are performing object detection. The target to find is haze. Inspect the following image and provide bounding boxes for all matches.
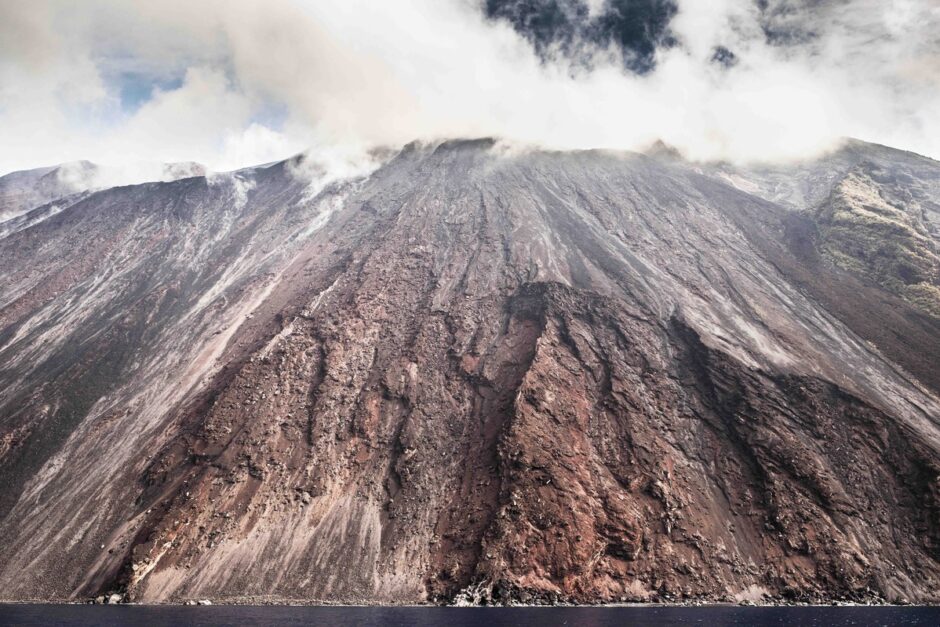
[0,0,938,176]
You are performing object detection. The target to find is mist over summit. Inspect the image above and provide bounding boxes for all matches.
[2,1,939,174]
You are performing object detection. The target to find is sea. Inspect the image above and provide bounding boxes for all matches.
[2,605,939,627]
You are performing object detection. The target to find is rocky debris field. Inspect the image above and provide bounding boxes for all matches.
[0,138,938,605]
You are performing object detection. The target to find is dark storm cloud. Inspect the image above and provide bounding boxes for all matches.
[755,0,830,46]
[482,0,679,73]
[482,1,856,72]
[2,0,939,172]
[710,45,737,67]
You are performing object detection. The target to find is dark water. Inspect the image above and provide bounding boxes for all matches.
[0,605,940,627]
[1,605,939,627]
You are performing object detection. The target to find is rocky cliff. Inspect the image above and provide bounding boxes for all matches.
[0,139,938,604]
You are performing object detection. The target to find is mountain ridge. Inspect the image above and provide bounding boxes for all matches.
[0,138,938,605]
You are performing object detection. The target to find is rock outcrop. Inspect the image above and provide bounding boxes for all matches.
[0,139,938,604]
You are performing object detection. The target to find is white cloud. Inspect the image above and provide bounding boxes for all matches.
[218,123,303,172]
[0,0,938,177]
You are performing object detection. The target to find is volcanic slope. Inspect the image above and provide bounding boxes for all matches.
[0,139,938,605]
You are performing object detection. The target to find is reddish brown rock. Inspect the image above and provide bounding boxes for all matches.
[0,139,939,604]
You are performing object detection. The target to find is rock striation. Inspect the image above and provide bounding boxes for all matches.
[0,139,938,605]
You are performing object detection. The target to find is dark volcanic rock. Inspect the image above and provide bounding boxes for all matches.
[0,139,939,605]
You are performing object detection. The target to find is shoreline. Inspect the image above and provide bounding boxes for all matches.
[1,599,937,608]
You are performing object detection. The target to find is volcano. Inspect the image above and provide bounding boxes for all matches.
[0,138,938,605]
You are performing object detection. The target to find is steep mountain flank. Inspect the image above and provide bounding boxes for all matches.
[0,140,938,605]
[0,161,208,237]
[814,163,940,318]
[707,140,940,320]
[0,162,94,223]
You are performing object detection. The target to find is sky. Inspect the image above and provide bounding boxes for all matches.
[0,0,938,177]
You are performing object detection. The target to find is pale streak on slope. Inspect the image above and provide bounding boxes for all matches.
[0,177,351,597]
[499,152,940,446]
